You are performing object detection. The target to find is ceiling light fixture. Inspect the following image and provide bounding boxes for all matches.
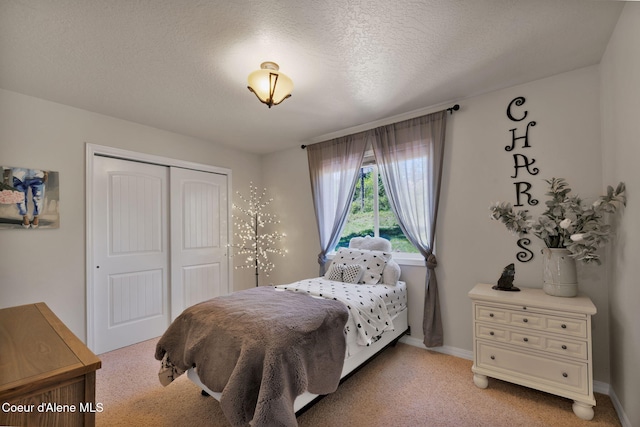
[247,62,293,108]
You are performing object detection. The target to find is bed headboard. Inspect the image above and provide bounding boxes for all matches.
[348,236,392,252]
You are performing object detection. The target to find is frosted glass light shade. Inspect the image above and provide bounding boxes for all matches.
[247,62,293,108]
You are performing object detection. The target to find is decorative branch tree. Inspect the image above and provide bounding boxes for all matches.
[231,183,286,287]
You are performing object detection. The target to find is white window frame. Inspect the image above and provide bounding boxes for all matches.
[334,150,425,267]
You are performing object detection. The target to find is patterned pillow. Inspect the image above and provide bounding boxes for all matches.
[342,264,363,284]
[324,263,344,281]
[334,248,391,285]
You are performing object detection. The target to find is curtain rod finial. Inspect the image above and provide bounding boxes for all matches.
[301,144,307,149]
[447,104,460,114]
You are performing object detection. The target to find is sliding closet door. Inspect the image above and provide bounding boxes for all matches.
[170,167,229,320]
[92,156,170,354]
[88,146,232,354]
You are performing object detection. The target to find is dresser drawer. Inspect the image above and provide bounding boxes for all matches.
[476,323,545,350]
[476,305,509,324]
[476,342,588,395]
[476,323,588,360]
[546,317,587,338]
[510,330,544,349]
[545,336,588,360]
[475,324,509,342]
[475,304,587,338]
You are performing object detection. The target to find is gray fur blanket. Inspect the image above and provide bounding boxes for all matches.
[155,286,349,427]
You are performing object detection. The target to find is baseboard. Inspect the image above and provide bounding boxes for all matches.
[594,380,609,395]
[399,335,473,360]
[591,381,632,427]
[608,386,632,427]
[400,336,632,425]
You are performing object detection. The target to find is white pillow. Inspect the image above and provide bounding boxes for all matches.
[381,259,401,285]
[334,248,391,285]
[342,264,363,284]
[348,236,392,252]
[323,262,363,283]
[324,263,344,281]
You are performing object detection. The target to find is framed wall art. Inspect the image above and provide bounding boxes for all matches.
[1,166,60,229]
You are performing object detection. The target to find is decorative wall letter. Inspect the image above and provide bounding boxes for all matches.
[516,238,535,263]
[505,122,537,151]
[505,97,539,262]
[506,97,528,121]
[513,181,538,207]
[511,154,539,179]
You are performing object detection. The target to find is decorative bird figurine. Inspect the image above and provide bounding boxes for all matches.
[492,263,520,291]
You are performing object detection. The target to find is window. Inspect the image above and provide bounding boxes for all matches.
[336,157,419,254]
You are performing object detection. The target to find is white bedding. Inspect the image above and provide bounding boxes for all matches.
[275,278,407,356]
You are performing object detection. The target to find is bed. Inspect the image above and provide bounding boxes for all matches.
[155,236,409,427]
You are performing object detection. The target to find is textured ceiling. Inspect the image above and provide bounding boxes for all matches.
[0,0,624,154]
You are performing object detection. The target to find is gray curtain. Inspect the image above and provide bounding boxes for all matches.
[369,111,447,347]
[307,133,368,275]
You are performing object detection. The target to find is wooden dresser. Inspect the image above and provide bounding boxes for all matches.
[0,302,102,426]
[468,283,597,420]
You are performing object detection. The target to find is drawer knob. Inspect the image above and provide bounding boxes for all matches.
[489,313,494,317]
[489,331,495,336]
[490,355,495,360]
[562,345,567,350]
[523,318,528,323]
[562,372,568,378]
[522,306,527,310]
[561,324,567,329]
[523,337,529,342]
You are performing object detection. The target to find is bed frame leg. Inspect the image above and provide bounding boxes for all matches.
[391,326,410,347]
[201,389,210,397]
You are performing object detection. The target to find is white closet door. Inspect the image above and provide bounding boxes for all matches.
[93,156,169,354]
[170,167,229,320]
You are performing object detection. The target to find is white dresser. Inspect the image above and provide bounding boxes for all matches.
[468,283,597,420]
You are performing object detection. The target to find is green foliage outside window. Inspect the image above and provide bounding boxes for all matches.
[337,167,418,253]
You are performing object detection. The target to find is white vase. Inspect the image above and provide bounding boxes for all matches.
[542,248,578,297]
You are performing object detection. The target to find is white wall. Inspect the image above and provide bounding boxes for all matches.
[260,147,320,284]
[0,88,261,342]
[600,3,640,426]
[263,65,613,382]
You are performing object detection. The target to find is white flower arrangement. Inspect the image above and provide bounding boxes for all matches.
[490,178,626,264]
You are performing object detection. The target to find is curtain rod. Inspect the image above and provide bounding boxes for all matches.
[301,104,460,149]
[446,104,460,114]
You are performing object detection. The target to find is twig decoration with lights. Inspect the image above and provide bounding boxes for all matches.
[231,183,287,287]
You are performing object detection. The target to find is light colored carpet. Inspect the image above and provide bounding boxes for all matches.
[96,338,621,427]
